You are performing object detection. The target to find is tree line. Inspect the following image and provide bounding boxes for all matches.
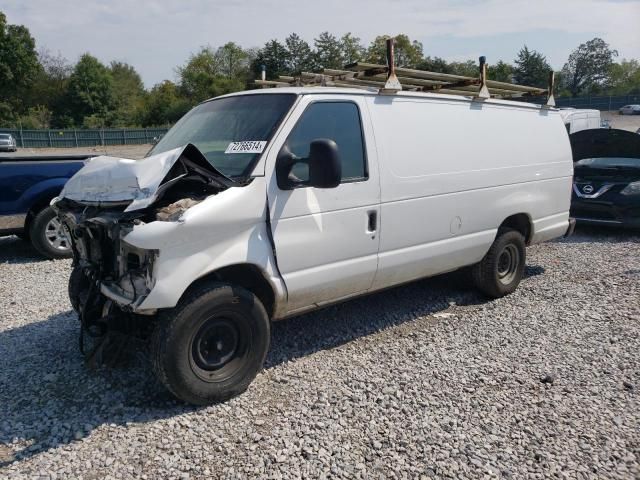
[1,11,638,129]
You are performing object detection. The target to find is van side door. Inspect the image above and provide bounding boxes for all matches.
[266,95,381,314]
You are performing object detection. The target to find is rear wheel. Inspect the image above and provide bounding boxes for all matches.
[151,282,270,405]
[30,206,72,259]
[472,228,526,298]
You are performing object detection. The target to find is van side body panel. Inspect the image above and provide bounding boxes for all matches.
[366,95,573,289]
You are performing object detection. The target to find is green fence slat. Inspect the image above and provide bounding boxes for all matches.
[0,128,169,148]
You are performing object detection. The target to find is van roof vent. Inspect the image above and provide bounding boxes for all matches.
[256,37,555,106]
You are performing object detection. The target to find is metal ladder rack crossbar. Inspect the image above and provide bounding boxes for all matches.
[255,37,556,106]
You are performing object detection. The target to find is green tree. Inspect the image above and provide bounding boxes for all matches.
[26,49,72,127]
[65,53,115,126]
[215,42,249,79]
[488,60,514,82]
[0,12,40,125]
[109,61,145,126]
[178,46,220,101]
[366,34,423,68]
[284,33,314,74]
[417,56,451,73]
[314,32,343,69]
[513,46,551,88]
[448,60,478,77]
[18,105,52,129]
[608,59,640,95]
[561,38,618,96]
[340,33,365,66]
[177,46,244,102]
[252,39,289,80]
[141,80,191,127]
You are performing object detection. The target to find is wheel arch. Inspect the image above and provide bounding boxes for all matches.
[499,213,533,245]
[183,263,279,319]
[24,194,58,235]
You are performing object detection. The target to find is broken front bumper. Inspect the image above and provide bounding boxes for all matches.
[59,207,158,313]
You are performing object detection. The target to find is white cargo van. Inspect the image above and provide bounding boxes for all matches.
[55,86,574,404]
[559,108,602,134]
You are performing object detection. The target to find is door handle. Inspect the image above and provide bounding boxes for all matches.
[367,210,377,234]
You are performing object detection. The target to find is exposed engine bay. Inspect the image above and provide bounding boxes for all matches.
[52,144,240,359]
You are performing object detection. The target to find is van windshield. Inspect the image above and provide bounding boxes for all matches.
[148,94,296,178]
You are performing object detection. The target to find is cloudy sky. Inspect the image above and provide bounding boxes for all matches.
[3,0,639,87]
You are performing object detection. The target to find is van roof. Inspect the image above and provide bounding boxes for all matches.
[211,86,556,112]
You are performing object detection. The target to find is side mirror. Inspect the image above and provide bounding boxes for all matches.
[308,139,341,189]
[276,138,342,190]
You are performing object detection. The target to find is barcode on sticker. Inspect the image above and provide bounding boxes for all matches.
[224,141,267,154]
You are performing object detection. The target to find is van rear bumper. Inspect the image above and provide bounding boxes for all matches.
[530,213,572,245]
[564,217,576,237]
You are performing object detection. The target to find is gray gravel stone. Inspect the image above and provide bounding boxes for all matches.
[1,226,639,479]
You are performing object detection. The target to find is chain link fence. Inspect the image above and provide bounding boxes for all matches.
[526,94,640,111]
[0,127,169,148]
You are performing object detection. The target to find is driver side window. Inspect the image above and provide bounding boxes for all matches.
[284,101,367,183]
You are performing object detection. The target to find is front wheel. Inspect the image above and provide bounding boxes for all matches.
[151,282,270,405]
[471,228,526,298]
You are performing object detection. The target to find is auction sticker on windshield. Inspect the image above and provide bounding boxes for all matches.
[225,141,267,154]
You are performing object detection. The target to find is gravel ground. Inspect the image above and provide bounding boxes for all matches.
[0,227,639,479]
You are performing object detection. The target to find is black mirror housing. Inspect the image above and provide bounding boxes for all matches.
[276,138,342,190]
[308,139,341,189]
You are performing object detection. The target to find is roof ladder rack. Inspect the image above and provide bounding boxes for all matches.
[380,38,402,94]
[546,71,556,107]
[477,56,490,99]
[254,36,555,105]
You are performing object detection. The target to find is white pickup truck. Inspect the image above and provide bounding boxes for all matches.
[54,86,574,404]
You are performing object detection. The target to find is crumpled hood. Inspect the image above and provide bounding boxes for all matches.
[59,144,236,212]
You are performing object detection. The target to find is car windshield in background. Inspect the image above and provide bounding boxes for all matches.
[148,94,296,178]
[575,157,640,169]
[0,134,10,139]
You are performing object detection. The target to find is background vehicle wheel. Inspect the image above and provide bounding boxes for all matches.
[472,228,526,298]
[29,206,72,259]
[151,282,270,405]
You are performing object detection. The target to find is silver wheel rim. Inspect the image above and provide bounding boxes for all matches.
[44,217,71,252]
[497,244,519,285]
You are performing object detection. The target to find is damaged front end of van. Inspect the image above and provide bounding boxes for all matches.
[52,144,240,352]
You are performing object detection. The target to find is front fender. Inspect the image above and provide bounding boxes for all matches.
[123,177,286,312]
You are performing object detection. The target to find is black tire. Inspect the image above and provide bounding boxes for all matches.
[29,206,72,259]
[471,228,526,298]
[151,282,270,405]
[69,265,90,313]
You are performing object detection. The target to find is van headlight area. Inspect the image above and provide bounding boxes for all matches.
[57,205,158,312]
